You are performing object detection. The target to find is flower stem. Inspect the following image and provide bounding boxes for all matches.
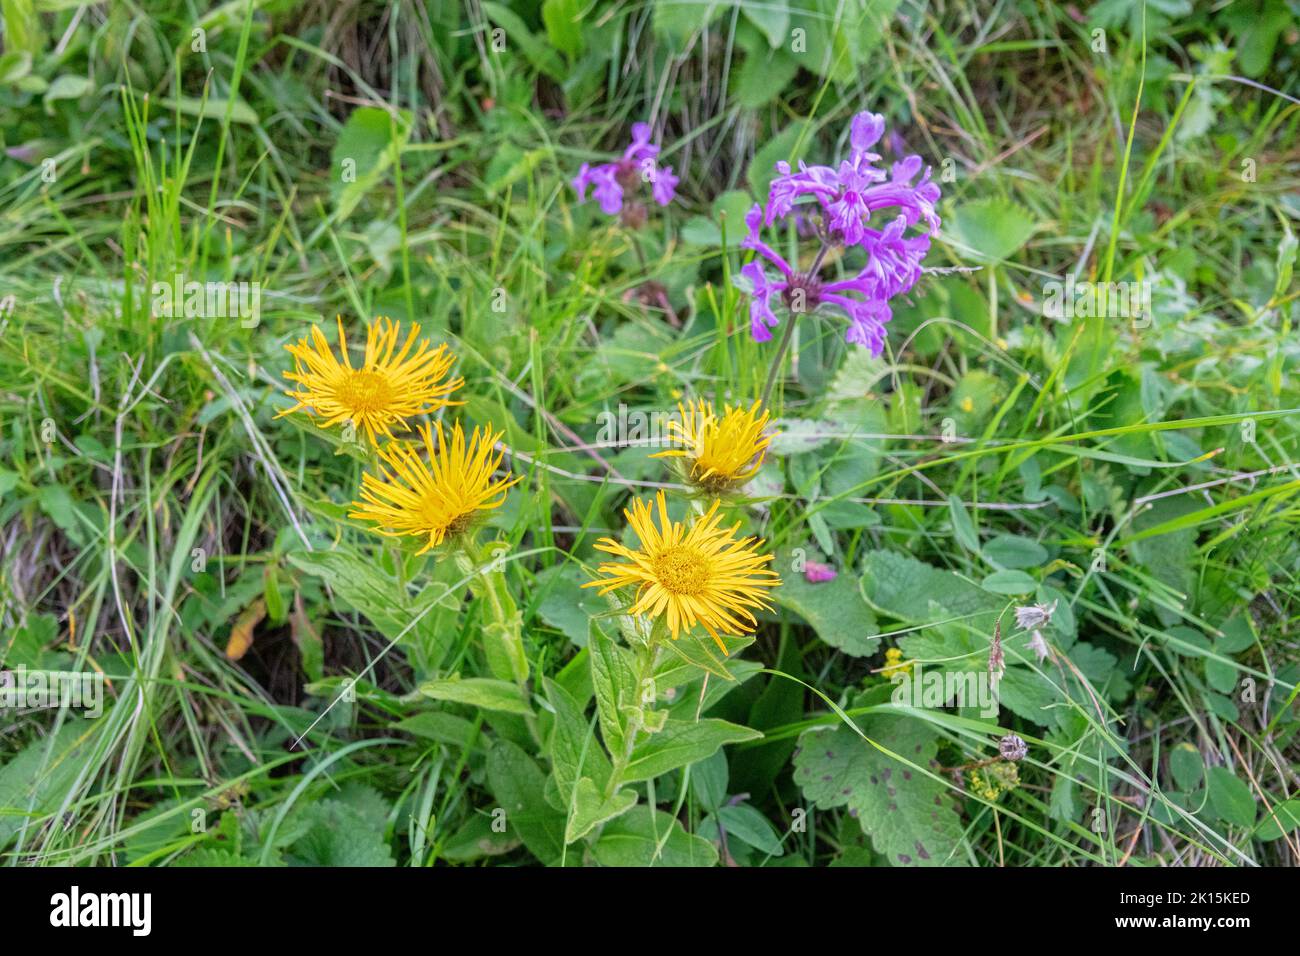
[759,241,832,408]
[759,310,798,409]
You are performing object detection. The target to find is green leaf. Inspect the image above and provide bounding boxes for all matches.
[481,2,564,78]
[287,800,394,867]
[860,550,1001,623]
[652,0,724,42]
[982,535,1048,570]
[691,750,729,811]
[591,806,718,866]
[980,569,1037,595]
[588,622,639,754]
[742,3,789,47]
[160,94,259,126]
[543,677,611,801]
[793,714,964,866]
[329,105,412,219]
[946,198,1037,263]
[772,552,879,657]
[419,677,533,715]
[0,723,94,850]
[733,46,799,109]
[43,75,93,114]
[947,494,980,553]
[748,121,810,200]
[716,803,784,856]
[624,718,762,783]
[1206,766,1256,828]
[440,813,518,862]
[1255,799,1300,841]
[394,712,483,751]
[541,0,584,58]
[486,739,566,865]
[565,777,637,843]
[288,549,427,643]
[1169,743,1204,791]
[535,563,603,647]
[659,630,754,680]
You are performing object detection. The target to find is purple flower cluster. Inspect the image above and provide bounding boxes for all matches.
[572,122,679,219]
[740,111,940,355]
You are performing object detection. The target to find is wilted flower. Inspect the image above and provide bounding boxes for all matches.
[999,734,1028,762]
[738,111,940,355]
[803,560,837,583]
[988,618,1005,682]
[572,122,678,218]
[1014,600,1057,631]
[1027,629,1050,664]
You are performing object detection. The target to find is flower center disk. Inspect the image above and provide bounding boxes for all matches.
[338,369,394,415]
[652,546,708,596]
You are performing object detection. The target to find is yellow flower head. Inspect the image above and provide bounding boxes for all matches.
[967,763,1020,802]
[881,646,913,678]
[350,420,520,554]
[280,316,464,446]
[583,491,781,652]
[653,399,772,494]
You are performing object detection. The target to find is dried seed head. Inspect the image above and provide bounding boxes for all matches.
[1014,600,1057,631]
[999,733,1028,762]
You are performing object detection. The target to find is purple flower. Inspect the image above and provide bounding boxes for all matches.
[803,561,838,583]
[737,111,941,355]
[572,121,678,218]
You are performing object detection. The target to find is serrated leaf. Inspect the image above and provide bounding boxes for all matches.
[793,715,963,866]
[860,550,1001,623]
[288,800,394,867]
[772,551,878,657]
[946,198,1037,263]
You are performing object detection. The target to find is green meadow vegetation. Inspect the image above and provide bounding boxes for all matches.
[1,0,1299,868]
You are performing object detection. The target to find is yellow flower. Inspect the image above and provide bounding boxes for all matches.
[350,420,520,553]
[583,491,781,652]
[653,399,772,494]
[881,646,912,678]
[280,316,464,446]
[967,763,1019,802]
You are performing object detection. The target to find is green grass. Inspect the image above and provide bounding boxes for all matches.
[1,0,1298,867]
